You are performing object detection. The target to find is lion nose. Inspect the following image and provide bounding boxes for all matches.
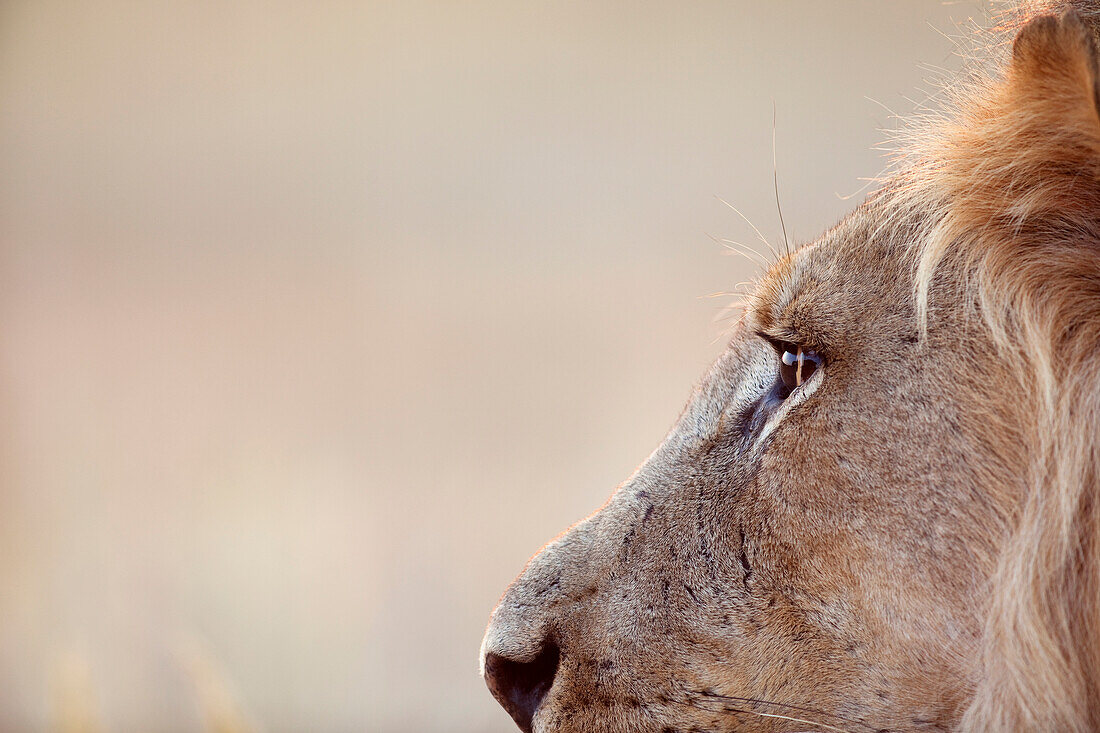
[482,640,560,733]
[481,508,613,729]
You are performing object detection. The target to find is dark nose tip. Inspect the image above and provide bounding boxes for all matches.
[482,641,560,733]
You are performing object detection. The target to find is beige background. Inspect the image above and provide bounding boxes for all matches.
[1,2,984,731]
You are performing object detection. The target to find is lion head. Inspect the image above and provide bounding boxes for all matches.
[480,3,1100,731]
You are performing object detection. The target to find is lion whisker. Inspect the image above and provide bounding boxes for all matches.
[673,696,861,733]
[722,708,855,733]
[677,688,882,733]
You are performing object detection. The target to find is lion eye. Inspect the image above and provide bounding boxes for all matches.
[779,345,822,393]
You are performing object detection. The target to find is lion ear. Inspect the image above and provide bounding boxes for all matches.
[935,10,1100,225]
[1008,9,1100,133]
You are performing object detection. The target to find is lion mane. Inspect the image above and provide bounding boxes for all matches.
[887,3,1100,728]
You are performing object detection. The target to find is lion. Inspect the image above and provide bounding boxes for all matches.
[480,2,1100,731]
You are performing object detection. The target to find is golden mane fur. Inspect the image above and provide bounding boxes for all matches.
[885,3,1100,728]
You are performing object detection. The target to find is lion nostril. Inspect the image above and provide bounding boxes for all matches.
[483,641,560,733]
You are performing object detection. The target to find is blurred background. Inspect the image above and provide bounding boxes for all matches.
[0,2,984,731]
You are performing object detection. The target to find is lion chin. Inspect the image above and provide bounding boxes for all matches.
[481,2,1100,731]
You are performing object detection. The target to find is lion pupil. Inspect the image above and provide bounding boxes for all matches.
[779,346,819,394]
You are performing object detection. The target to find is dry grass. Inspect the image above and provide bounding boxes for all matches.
[53,639,261,733]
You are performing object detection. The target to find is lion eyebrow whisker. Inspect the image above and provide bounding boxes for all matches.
[772,100,791,260]
[707,233,772,270]
[715,195,781,264]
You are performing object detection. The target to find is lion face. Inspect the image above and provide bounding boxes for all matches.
[482,5,1100,732]
[482,205,1015,732]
